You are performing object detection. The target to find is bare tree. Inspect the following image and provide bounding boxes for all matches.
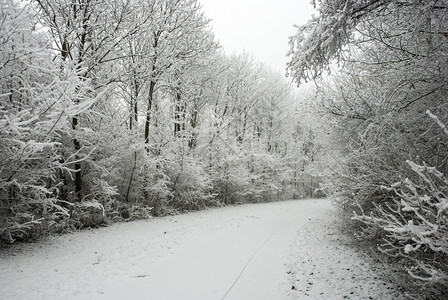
[287,0,448,296]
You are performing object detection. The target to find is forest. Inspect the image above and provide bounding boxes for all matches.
[1,0,323,243]
[1,0,447,298]
[287,0,448,297]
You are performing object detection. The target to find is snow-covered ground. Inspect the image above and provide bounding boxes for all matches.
[286,206,408,299]
[0,199,406,299]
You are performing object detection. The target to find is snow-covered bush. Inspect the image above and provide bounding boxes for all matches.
[287,1,448,296]
[353,160,448,295]
[350,113,448,297]
[139,153,172,216]
[209,151,288,204]
[165,152,218,211]
[0,2,69,242]
[212,157,253,205]
[0,1,101,242]
[0,0,323,244]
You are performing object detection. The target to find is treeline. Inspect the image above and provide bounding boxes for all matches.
[287,0,448,298]
[0,0,322,243]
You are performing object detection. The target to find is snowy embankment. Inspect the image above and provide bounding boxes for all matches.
[0,199,406,299]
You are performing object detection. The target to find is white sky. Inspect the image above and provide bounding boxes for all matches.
[199,0,316,73]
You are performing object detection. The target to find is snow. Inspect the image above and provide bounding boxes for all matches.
[0,199,406,299]
[286,208,408,300]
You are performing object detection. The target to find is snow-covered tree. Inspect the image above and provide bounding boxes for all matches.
[0,1,96,241]
[287,0,448,296]
[33,0,138,201]
[1,0,324,243]
[352,113,448,297]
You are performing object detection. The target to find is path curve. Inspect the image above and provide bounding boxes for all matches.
[0,199,407,299]
[99,200,331,300]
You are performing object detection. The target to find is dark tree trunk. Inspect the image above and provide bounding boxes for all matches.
[72,116,82,201]
[174,90,186,136]
[145,80,155,146]
[72,0,91,202]
[125,151,137,202]
[188,108,198,149]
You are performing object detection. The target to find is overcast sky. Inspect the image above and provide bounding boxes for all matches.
[199,0,316,73]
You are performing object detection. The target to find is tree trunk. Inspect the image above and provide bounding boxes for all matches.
[174,91,182,135]
[188,108,198,149]
[72,116,82,201]
[125,151,137,202]
[145,80,155,146]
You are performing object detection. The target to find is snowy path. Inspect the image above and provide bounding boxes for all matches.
[99,200,328,300]
[0,199,406,299]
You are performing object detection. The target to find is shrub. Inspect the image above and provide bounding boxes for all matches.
[351,112,448,298]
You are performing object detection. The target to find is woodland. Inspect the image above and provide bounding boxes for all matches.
[1,0,323,242]
[1,0,447,298]
[287,0,448,297]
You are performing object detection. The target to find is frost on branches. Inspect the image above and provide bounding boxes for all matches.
[1,0,323,243]
[288,0,448,296]
[352,113,448,295]
[287,0,445,85]
[0,1,96,242]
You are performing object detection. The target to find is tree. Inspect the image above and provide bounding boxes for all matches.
[287,0,448,296]
[33,0,140,201]
[1,0,324,243]
[0,0,94,241]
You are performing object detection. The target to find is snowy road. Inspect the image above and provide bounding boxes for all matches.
[0,199,406,299]
[99,200,329,300]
